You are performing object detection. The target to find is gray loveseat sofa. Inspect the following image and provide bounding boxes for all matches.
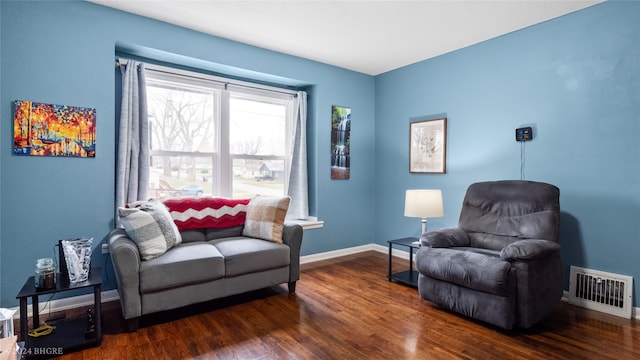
[415,180,562,329]
[108,198,303,331]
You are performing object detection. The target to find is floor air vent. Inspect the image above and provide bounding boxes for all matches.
[568,266,633,319]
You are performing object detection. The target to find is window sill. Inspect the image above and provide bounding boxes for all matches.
[286,216,324,230]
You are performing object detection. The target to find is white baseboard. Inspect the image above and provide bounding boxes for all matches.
[300,244,377,264]
[10,289,121,320]
[11,246,639,321]
[299,243,413,264]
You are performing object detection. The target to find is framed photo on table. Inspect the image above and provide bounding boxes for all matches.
[409,117,446,174]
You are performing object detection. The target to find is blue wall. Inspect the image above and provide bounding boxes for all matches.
[375,1,640,305]
[2,0,639,310]
[0,1,375,307]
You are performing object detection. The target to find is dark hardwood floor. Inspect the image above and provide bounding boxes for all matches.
[46,251,638,359]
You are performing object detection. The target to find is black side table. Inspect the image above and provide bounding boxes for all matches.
[387,237,421,288]
[16,269,102,358]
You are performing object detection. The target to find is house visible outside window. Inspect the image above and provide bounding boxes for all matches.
[145,67,294,200]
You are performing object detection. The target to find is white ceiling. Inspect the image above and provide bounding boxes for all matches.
[89,0,604,75]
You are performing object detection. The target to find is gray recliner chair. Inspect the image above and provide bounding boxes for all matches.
[415,180,562,329]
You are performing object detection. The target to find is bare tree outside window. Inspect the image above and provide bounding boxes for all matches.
[147,81,217,197]
[145,70,292,200]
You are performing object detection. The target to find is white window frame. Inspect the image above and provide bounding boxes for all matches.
[145,64,296,198]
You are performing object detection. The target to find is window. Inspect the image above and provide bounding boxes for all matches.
[145,67,295,200]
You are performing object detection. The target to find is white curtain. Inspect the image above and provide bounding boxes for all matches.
[286,90,309,219]
[115,60,150,210]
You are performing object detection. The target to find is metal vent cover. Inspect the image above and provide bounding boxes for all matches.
[568,266,633,319]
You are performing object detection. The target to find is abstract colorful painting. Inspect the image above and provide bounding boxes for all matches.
[13,100,96,157]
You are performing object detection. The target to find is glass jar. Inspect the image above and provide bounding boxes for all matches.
[35,257,56,290]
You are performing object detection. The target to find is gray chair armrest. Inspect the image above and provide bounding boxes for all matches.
[108,228,142,320]
[421,228,470,248]
[500,239,561,261]
[282,223,303,283]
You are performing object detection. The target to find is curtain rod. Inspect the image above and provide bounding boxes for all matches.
[116,59,299,97]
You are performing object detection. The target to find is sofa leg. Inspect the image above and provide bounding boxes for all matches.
[288,281,297,293]
[127,317,140,332]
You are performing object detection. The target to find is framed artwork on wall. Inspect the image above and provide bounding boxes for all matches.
[331,105,351,179]
[409,117,446,174]
[13,100,96,157]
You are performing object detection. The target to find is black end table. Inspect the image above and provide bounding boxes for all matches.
[387,237,421,288]
[16,269,102,358]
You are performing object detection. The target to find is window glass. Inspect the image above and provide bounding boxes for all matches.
[145,69,293,200]
[232,158,284,198]
[230,94,286,156]
[147,80,217,152]
[149,154,215,198]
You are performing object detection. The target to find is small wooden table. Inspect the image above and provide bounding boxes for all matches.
[387,237,421,288]
[16,269,102,358]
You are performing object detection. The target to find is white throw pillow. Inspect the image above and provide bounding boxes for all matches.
[118,199,182,260]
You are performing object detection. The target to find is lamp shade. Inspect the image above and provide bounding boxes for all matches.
[404,189,444,218]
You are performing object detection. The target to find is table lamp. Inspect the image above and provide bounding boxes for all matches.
[404,189,444,235]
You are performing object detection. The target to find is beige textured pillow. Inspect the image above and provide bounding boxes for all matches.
[242,196,290,243]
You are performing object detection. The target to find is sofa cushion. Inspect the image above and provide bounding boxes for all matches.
[180,229,207,243]
[139,243,225,294]
[119,199,182,261]
[242,196,290,243]
[206,226,244,241]
[180,226,244,244]
[211,237,290,277]
[163,197,250,231]
[416,247,512,296]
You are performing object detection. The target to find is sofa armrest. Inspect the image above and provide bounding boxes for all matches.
[282,223,303,283]
[421,228,470,248]
[500,239,561,261]
[108,228,142,320]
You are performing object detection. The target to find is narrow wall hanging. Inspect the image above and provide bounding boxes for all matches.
[13,100,96,157]
[409,117,446,173]
[331,105,351,179]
